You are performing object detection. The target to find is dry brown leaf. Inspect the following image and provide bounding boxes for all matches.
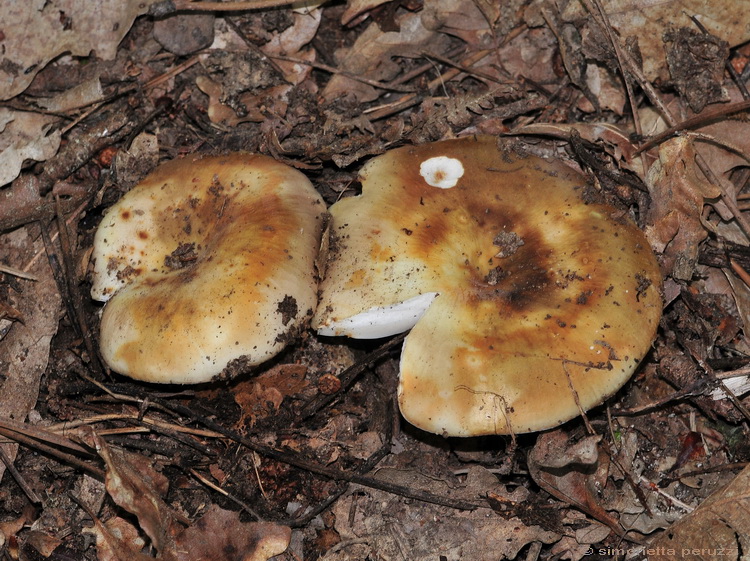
[649,464,750,560]
[264,8,321,55]
[0,0,157,100]
[86,501,291,561]
[493,26,560,85]
[0,515,28,559]
[237,85,292,122]
[0,299,24,324]
[639,99,750,234]
[197,76,292,126]
[322,11,451,102]
[340,0,392,25]
[322,465,559,560]
[509,122,640,172]
[233,363,308,426]
[88,430,292,561]
[554,0,750,82]
[173,505,291,561]
[0,227,62,484]
[0,109,62,187]
[644,137,720,280]
[528,429,622,535]
[261,8,321,85]
[696,119,750,184]
[421,0,500,44]
[582,64,626,114]
[601,431,686,534]
[36,76,105,113]
[112,132,160,189]
[92,431,179,553]
[196,76,245,127]
[722,272,750,375]
[84,515,152,561]
[24,529,64,557]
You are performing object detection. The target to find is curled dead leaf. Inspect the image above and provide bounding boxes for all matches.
[340,0,391,25]
[86,430,291,561]
[528,429,622,536]
[0,109,62,188]
[645,137,720,280]
[0,0,157,100]
[650,463,750,560]
[233,363,308,426]
[509,122,640,173]
[552,0,750,83]
[322,11,450,102]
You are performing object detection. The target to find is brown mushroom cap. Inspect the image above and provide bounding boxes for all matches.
[313,136,662,436]
[91,153,325,384]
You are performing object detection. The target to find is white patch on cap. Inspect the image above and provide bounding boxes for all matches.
[419,156,464,189]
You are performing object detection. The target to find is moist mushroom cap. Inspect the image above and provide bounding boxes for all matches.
[313,136,662,436]
[91,153,325,384]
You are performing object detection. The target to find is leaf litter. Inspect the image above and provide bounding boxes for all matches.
[3,0,750,559]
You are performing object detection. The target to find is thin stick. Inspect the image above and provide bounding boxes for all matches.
[365,49,492,121]
[0,426,103,479]
[267,53,416,93]
[60,56,200,134]
[172,0,313,10]
[421,51,504,85]
[162,399,483,511]
[731,258,750,288]
[639,475,694,512]
[635,98,750,154]
[0,418,91,455]
[0,264,37,281]
[48,413,223,439]
[0,445,42,504]
[189,468,265,520]
[586,0,648,179]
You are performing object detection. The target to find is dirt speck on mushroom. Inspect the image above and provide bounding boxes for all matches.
[277,295,299,326]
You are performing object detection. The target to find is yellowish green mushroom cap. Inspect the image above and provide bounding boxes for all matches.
[91,153,325,384]
[313,136,662,436]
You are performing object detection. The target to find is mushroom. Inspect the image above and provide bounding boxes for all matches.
[313,136,662,436]
[91,153,325,384]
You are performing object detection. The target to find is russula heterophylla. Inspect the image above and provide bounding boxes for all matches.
[91,153,325,384]
[313,136,662,437]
